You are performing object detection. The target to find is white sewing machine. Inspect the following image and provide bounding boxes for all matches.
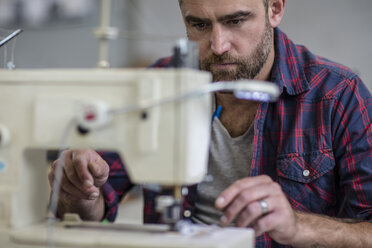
[0,68,268,248]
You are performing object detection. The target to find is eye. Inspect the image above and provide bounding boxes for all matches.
[227,19,243,25]
[192,22,209,30]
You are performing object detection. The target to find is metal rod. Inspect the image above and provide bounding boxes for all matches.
[97,0,111,68]
[0,29,22,47]
[109,81,279,116]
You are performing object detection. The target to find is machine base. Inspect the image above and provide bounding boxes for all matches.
[7,222,254,248]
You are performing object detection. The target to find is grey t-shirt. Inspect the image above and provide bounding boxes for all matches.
[192,116,254,225]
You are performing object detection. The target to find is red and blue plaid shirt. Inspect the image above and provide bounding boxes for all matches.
[101,28,372,247]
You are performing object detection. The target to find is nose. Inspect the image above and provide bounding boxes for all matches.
[210,25,231,55]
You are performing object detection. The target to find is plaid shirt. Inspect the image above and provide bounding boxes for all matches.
[101,28,372,247]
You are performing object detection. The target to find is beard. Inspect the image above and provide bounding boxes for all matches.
[200,18,273,82]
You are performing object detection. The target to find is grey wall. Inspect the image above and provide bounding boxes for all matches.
[2,0,371,89]
[1,0,183,68]
[1,0,135,68]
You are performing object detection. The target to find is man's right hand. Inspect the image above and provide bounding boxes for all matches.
[48,149,110,220]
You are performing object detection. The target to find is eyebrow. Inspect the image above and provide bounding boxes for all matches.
[217,11,252,22]
[185,11,252,24]
[185,15,211,24]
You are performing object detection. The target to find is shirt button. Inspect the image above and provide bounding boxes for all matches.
[184,210,191,218]
[303,169,310,177]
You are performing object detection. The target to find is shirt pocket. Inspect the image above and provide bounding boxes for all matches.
[276,149,337,214]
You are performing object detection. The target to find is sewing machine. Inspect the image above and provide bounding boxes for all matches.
[0,68,275,248]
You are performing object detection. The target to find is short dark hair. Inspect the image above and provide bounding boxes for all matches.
[179,0,269,11]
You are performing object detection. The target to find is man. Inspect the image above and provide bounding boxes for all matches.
[49,0,372,247]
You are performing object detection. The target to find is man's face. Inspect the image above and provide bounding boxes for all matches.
[180,0,273,82]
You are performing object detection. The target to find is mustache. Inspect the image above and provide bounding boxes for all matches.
[201,53,242,65]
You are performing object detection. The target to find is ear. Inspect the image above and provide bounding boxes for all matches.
[268,0,286,28]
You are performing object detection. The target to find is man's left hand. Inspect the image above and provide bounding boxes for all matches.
[215,175,298,245]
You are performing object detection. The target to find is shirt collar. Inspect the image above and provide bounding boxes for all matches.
[270,28,310,96]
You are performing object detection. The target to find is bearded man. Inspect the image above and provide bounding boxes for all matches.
[49,0,372,247]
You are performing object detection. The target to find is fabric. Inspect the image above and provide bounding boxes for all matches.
[101,28,372,247]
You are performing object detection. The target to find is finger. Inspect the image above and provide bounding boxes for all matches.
[58,185,99,201]
[71,150,95,187]
[60,170,99,200]
[62,151,93,193]
[235,200,265,228]
[216,175,272,209]
[88,160,109,187]
[220,182,279,226]
[51,150,99,197]
[50,161,99,200]
[235,197,275,227]
[253,211,282,237]
[63,166,99,197]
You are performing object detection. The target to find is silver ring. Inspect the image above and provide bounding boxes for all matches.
[259,200,269,215]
